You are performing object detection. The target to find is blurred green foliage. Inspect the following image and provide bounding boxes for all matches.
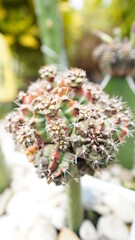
[0,0,43,83]
[0,144,11,193]
[0,0,135,81]
[0,34,18,118]
[0,0,134,116]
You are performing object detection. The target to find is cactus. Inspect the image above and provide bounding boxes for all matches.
[94,23,135,169]
[5,65,134,232]
[33,0,67,68]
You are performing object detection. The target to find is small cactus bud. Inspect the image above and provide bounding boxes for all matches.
[31,94,60,116]
[65,68,86,88]
[39,65,57,82]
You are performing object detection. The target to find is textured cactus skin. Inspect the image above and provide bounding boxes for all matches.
[6,65,134,185]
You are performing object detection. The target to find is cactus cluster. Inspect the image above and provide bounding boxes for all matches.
[5,65,134,185]
[94,24,135,77]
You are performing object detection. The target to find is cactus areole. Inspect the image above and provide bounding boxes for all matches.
[6,65,134,232]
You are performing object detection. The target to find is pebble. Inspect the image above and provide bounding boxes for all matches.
[58,227,80,240]
[6,191,43,234]
[0,188,12,216]
[79,220,98,240]
[97,214,129,240]
[51,208,66,230]
[102,193,135,222]
[0,230,26,240]
[28,217,57,240]
[6,191,40,216]
[0,214,18,231]
[93,203,111,215]
[98,235,111,240]
[0,214,26,239]
[129,220,135,240]
[82,186,101,210]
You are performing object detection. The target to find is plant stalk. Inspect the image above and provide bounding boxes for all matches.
[67,178,83,233]
[33,0,67,68]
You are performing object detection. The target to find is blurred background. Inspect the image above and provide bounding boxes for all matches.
[1,0,135,117]
[0,1,135,239]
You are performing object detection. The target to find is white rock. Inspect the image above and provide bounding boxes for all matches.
[102,193,135,222]
[6,191,40,216]
[0,214,18,231]
[129,220,135,240]
[79,220,98,240]
[82,186,101,210]
[58,227,80,240]
[93,203,111,215]
[97,214,129,240]
[43,206,66,230]
[28,217,57,240]
[0,188,12,216]
[51,208,66,230]
[18,209,42,234]
[0,215,26,239]
[0,230,26,240]
[6,191,43,234]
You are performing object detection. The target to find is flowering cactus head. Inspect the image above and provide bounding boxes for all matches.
[94,23,135,77]
[6,65,134,185]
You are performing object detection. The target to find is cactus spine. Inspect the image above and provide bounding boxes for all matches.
[5,65,134,232]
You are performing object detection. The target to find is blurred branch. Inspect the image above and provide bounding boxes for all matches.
[33,0,68,69]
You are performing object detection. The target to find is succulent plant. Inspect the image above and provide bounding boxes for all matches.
[94,24,135,169]
[5,65,134,186]
[94,24,135,77]
[94,41,135,77]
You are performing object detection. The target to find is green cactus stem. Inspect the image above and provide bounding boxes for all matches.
[67,178,83,232]
[102,76,135,169]
[33,0,67,67]
[0,144,10,193]
[94,23,135,169]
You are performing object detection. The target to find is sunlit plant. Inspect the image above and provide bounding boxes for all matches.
[6,65,134,232]
[94,23,135,169]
